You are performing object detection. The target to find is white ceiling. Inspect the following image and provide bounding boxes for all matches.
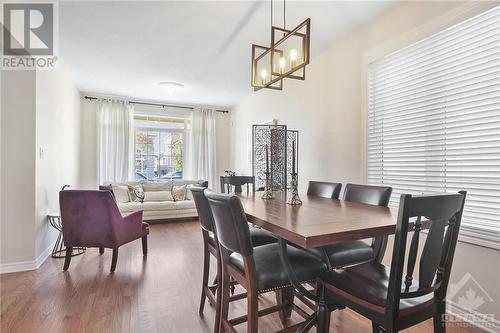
[60,1,397,108]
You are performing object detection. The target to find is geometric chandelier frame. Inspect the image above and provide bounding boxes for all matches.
[251,18,311,91]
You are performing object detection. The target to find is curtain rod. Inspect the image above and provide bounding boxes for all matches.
[83,95,229,113]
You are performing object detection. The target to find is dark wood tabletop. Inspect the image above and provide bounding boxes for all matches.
[239,192,401,248]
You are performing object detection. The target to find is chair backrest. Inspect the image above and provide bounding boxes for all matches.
[189,185,214,232]
[59,190,122,247]
[386,191,466,316]
[204,190,253,257]
[307,181,342,199]
[343,183,392,206]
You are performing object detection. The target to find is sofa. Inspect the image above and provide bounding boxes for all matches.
[100,179,207,221]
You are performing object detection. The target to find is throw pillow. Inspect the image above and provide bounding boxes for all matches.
[112,184,130,203]
[128,184,144,202]
[143,190,174,202]
[186,187,194,200]
[172,185,187,201]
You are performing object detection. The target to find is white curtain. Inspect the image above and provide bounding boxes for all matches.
[187,108,217,189]
[96,99,134,184]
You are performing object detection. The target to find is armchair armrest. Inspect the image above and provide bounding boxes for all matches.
[115,210,144,246]
[123,210,143,223]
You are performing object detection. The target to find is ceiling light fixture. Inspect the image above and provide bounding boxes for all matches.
[158,81,185,95]
[251,0,310,91]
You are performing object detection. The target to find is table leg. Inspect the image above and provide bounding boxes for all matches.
[277,238,319,333]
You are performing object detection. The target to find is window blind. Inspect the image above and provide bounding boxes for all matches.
[367,6,500,237]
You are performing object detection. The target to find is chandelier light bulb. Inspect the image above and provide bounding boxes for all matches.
[279,57,286,73]
[290,49,298,67]
[261,69,268,84]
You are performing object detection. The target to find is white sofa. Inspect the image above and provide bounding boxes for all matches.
[104,179,206,221]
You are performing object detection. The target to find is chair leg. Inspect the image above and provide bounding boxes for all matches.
[141,236,148,256]
[213,256,222,333]
[63,247,73,271]
[220,268,231,333]
[99,247,104,255]
[434,300,446,333]
[247,289,259,333]
[276,286,294,327]
[199,241,210,315]
[110,248,118,272]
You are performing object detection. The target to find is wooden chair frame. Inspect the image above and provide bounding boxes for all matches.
[317,191,467,333]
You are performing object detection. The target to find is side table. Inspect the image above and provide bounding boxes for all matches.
[48,213,85,258]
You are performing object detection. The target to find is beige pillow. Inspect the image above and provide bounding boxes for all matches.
[142,182,172,192]
[185,187,194,200]
[172,185,187,201]
[143,190,174,202]
[112,185,130,203]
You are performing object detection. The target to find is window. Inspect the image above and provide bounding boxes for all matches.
[134,115,187,181]
[366,7,500,242]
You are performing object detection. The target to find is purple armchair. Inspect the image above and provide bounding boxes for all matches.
[59,190,149,272]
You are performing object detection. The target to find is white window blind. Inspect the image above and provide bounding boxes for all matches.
[367,6,500,239]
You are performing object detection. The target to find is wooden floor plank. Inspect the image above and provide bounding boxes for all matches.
[1,221,486,333]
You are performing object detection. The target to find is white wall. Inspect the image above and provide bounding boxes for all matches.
[1,70,37,267]
[0,68,81,272]
[230,1,500,329]
[35,69,82,261]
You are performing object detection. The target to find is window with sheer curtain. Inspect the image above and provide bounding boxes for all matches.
[366,6,500,245]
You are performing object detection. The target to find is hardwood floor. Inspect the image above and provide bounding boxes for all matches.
[1,221,485,333]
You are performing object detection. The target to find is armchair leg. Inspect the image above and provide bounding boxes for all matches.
[110,248,118,272]
[63,247,73,271]
[141,236,148,256]
[99,247,104,255]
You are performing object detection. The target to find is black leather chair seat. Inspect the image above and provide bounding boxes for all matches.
[209,226,276,247]
[248,226,277,246]
[307,240,374,268]
[319,261,434,315]
[229,243,327,292]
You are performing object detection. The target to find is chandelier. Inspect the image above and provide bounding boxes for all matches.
[251,0,310,91]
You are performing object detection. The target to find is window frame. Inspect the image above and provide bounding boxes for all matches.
[133,124,186,181]
[361,2,500,250]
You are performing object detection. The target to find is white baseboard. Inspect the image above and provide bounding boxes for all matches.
[0,243,53,274]
[35,243,53,269]
[448,301,500,333]
[0,260,37,274]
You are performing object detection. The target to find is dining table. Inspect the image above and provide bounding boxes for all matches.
[237,191,428,332]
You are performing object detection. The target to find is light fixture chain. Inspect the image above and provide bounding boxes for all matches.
[283,0,286,29]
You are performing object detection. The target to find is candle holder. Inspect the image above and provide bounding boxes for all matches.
[261,172,274,200]
[287,173,302,205]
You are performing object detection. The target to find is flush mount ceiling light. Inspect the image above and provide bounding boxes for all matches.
[158,81,185,95]
[251,0,310,91]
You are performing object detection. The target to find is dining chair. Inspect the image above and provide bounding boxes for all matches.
[189,186,277,333]
[307,181,342,199]
[204,190,328,333]
[59,190,149,272]
[308,183,392,269]
[316,191,466,333]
